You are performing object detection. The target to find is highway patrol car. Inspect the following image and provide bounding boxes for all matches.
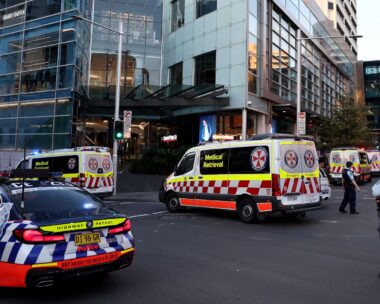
[159,134,321,223]
[0,174,134,288]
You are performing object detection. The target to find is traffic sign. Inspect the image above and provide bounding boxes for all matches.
[298,112,306,135]
[123,110,132,139]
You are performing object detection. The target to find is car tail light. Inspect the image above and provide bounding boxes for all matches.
[376,197,380,211]
[80,173,86,188]
[272,173,281,196]
[108,219,131,235]
[13,229,64,244]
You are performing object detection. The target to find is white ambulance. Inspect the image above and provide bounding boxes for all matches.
[366,150,380,176]
[159,134,321,223]
[15,147,114,197]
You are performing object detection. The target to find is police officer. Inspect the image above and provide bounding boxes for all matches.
[339,161,360,214]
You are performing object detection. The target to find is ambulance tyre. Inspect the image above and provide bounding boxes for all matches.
[238,198,262,224]
[166,193,182,212]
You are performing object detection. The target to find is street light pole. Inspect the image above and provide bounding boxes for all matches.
[295,31,363,136]
[72,15,124,196]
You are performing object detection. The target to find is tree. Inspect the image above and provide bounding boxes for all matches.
[316,95,372,150]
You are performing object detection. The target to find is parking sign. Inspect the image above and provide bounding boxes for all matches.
[123,110,132,139]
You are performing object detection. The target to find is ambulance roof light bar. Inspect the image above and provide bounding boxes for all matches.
[249,133,314,141]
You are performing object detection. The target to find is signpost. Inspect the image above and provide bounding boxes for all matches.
[123,110,132,139]
[298,112,306,135]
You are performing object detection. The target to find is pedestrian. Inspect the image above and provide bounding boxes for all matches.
[339,161,360,214]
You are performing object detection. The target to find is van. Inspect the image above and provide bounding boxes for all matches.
[159,134,321,223]
[319,168,331,200]
[16,146,113,197]
[329,147,371,184]
[366,150,380,176]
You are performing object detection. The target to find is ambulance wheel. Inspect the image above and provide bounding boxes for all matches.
[166,193,182,212]
[238,199,262,224]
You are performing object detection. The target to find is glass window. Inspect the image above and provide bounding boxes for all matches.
[55,99,72,115]
[18,117,53,134]
[21,68,57,92]
[0,4,25,28]
[229,146,270,174]
[58,66,73,88]
[249,14,257,35]
[26,0,62,21]
[0,102,17,118]
[0,73,19,95]
[17,134,52,150]
[175,152,195,176]
[0,52,21,74]
[200,149,228,175]
[248,72,257,94]
[249,0,258,17]
[196,0,217,18]
[195,51,216,85]
[171,0,184,32]
[170,62,183,85]
[54,116,72,133]
[31,155,78,173]
[0,118,16,134]
[19,100,55,117]
[22,46,58,71]
[0,31,23,54]
[24,24,60,50]
[60,42,75,65]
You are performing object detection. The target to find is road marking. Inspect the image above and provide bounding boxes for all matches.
[129,211,168,218]
[152,211,167,215]
[320,220,338,224]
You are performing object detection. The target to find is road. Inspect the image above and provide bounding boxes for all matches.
[2,180,380,304]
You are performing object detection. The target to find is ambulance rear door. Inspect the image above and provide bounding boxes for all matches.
[329,150,345,178]
[84,152,112,194]
[279,140,320,206]
[367,151,380,173]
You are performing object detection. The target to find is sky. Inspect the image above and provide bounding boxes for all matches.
[357,1,380,61]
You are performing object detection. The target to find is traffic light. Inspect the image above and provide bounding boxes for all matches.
[114,120,124,140]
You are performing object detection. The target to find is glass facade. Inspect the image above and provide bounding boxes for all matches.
[364,61,380,132]
[248,0,260,95]
[0,0,92,150]
[270,4,349,117]
[90,0,162,88]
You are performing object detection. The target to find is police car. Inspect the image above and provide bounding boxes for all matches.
[0,171,134,288]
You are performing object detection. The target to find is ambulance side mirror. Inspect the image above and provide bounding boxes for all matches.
[173,165,179,174]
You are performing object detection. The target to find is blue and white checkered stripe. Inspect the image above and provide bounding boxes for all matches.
[0,221,133,265]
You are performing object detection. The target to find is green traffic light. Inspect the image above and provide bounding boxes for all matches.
[115,132,123,139]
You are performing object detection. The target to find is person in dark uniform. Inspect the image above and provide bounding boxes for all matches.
[339,161,360,214]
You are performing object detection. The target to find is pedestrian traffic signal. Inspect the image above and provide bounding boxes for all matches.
[114,120,124,140]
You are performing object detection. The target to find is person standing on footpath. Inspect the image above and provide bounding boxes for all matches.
[339,161,360,214]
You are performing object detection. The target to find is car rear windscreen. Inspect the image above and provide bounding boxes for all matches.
[10,188,116,222]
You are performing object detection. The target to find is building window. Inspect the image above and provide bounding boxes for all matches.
[328,2,334,10]
[194,51,216,85]
[170,62,183,84]
[196,0,217,18]
[171,0,185,32]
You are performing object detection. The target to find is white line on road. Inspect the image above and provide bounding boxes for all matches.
[152,211,168,215]
[320,220,338,224]
[129,214,150,218]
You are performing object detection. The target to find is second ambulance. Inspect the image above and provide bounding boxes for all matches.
[159,134,321,223]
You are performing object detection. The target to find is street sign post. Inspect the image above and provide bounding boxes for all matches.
[123,110,132,139]
[298,112,306,135]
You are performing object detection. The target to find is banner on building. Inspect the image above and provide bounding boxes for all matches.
[199,115,216,142]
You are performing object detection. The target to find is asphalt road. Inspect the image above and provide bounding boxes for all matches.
[2,180,380,304]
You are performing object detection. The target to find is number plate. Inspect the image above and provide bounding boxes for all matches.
[75,233,101,246]
[287,195,297,201]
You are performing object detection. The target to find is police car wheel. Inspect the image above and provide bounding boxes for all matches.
[238,199,258,224]
[166,193,181,212]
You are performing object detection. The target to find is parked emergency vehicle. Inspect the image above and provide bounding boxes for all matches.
[329,147,371,184]
[15,147,113,197]
[366,150,380,176]
[159,134,321,223]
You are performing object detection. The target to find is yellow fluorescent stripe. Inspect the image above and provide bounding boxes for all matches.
[168,174,272,183]
[63,173,80,178]
[121,248,135,255]
[39,218,126,233]
[280,141,313,145]
[31,262,58,268]
[280,168,319,179]
[85,172,113,177]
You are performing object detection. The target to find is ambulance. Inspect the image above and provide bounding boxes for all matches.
[159,134,321,223]
[15,147,114,197]
[329,147,372,184]
[366,150,380,176]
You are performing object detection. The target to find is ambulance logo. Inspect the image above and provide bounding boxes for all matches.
[348,155,355,162]
[284,150,298,169]
[371,155,378,162]
[250,147,268,172]
[88,158,98,170]
[333,155,341,163]
[103,158,111,170]
[304,150,315,168]
[67,157,76,170]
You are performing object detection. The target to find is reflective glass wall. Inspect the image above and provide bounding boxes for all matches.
[0,0,92,150]
[90,0,162,89]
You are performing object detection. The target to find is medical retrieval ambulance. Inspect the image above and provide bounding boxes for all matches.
[329,147,371,184]
[366,150,380,176]
[159,134,321,223]
[15,147,114,197]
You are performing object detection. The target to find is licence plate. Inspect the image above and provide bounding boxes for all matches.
[287,195,297,201]
[75,232,101,246]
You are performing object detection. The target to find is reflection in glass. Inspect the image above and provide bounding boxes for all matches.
[21,68,57,92]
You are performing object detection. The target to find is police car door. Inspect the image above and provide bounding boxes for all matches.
[173,151,197,207]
